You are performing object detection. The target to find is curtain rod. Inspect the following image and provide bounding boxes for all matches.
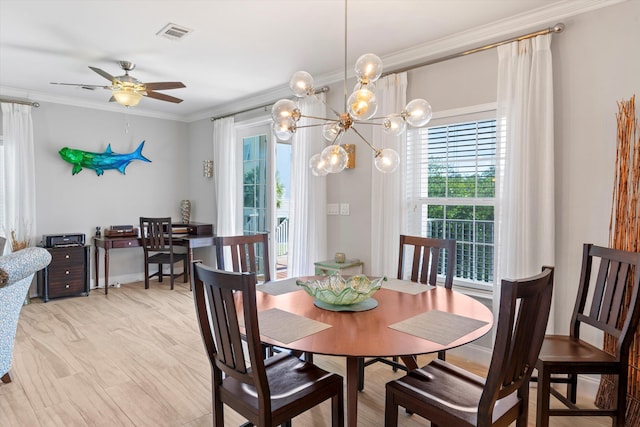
[0,98,40,108]
[210,23,564,122]
[210,86,329,121]
[384,23,565,76]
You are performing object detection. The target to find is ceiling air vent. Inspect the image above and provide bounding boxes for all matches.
[156,23,193,41]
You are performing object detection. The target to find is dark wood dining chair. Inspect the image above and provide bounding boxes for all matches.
[191,262,344,427]
[215,233,311,361]
[358,235,456,390]
[215,233,271,282]
[385,266,554,427]
[532,244,640,427]
[139,217,188,290]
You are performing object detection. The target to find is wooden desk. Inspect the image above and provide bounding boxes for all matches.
[243,282,494,427]
[94,234,215,294]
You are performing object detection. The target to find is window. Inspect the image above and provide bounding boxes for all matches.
[406,107,496,290]
[242,134,268,235]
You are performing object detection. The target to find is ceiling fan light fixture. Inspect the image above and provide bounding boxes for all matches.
[113,88,142,107]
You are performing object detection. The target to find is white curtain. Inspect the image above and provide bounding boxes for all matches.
[495,34,555,329]
[370,73,407,277]
[288,94,327,276]
[213,117,241,237]
[1,103,36,253]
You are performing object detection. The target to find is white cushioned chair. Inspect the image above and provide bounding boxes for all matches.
[0,246,52,383]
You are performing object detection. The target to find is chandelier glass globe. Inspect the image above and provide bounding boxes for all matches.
[382,116,407,136]
[374,148,400,173]
[404,98,433,127]
[289,71,315,98]
[354,53,383,84]
[309,153,329,176]
[321,145,348,173]
[347,88,377,120]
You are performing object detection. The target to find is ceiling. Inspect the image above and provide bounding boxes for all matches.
[0,0,621,122]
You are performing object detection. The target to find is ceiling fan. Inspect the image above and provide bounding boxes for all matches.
[51,60,186,107]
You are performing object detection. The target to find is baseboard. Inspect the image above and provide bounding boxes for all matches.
[448,343,493,366]
[91,273,144,289]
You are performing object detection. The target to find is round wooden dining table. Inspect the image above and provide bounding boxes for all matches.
[246,279,494,427]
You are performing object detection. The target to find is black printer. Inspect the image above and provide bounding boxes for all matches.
[42,233,85,248]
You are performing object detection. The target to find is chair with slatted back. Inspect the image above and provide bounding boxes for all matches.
[215,233,271,282]
[358,235,456,391]
[139,217,188,290]
[385,267,554,427]
[191,262,344,427]
[532,244,640,427]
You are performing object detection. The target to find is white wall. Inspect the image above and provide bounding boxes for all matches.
[318,0,640,371]
[31,103,190,288]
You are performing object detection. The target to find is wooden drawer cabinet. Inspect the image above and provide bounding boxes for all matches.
[38,245,90,302]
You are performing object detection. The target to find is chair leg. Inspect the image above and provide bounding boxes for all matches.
[516,385,529,426]
[384,387,399,427]
[1,372,12,383]
[616,373,627,427]
[158,264,164,282]
[357,357,365,391]
[144,261,150,289]
[567,373,577,403]
[169,263,175,290]
[536,364,551,427]
[332,386,344,427]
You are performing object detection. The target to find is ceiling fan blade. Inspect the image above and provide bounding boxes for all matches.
[145,82,186,90]
[50,82,111,90]
[145,90,183,103]
[89,66,115,82]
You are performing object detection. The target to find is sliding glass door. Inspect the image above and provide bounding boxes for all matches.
[236,121,290,278]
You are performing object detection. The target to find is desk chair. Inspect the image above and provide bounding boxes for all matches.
[358,235,456,391]
[385,267,554,427]
[139,217,188,290]
[532,244,640,427]
[215,233,271,282]
[191,262,344,427]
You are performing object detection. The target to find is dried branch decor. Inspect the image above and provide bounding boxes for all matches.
[10,228,31,251]
[596,95,640,423]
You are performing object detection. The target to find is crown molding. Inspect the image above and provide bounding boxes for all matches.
[191,0,627,123]
[0,86,189,122]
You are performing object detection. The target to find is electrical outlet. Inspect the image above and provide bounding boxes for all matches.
[340,203,350,215]
[327,203,339,215]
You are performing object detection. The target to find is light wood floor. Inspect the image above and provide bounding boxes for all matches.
[1,281,611,427]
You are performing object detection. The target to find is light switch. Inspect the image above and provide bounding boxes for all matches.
[340,203,350,215]
[327,203,339,215]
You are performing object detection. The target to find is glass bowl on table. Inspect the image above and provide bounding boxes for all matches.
[296,273,386,311]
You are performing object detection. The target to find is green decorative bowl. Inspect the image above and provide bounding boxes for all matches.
[296,274,386,306]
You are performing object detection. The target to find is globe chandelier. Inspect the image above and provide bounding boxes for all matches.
[271,0,432,175]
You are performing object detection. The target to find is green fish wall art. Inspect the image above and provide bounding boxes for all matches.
[59,140,151,176]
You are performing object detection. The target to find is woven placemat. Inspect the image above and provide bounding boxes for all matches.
[252,308,332,344]
[257,278,302,296]
[382,278,435,295]
[389,309,488,345]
